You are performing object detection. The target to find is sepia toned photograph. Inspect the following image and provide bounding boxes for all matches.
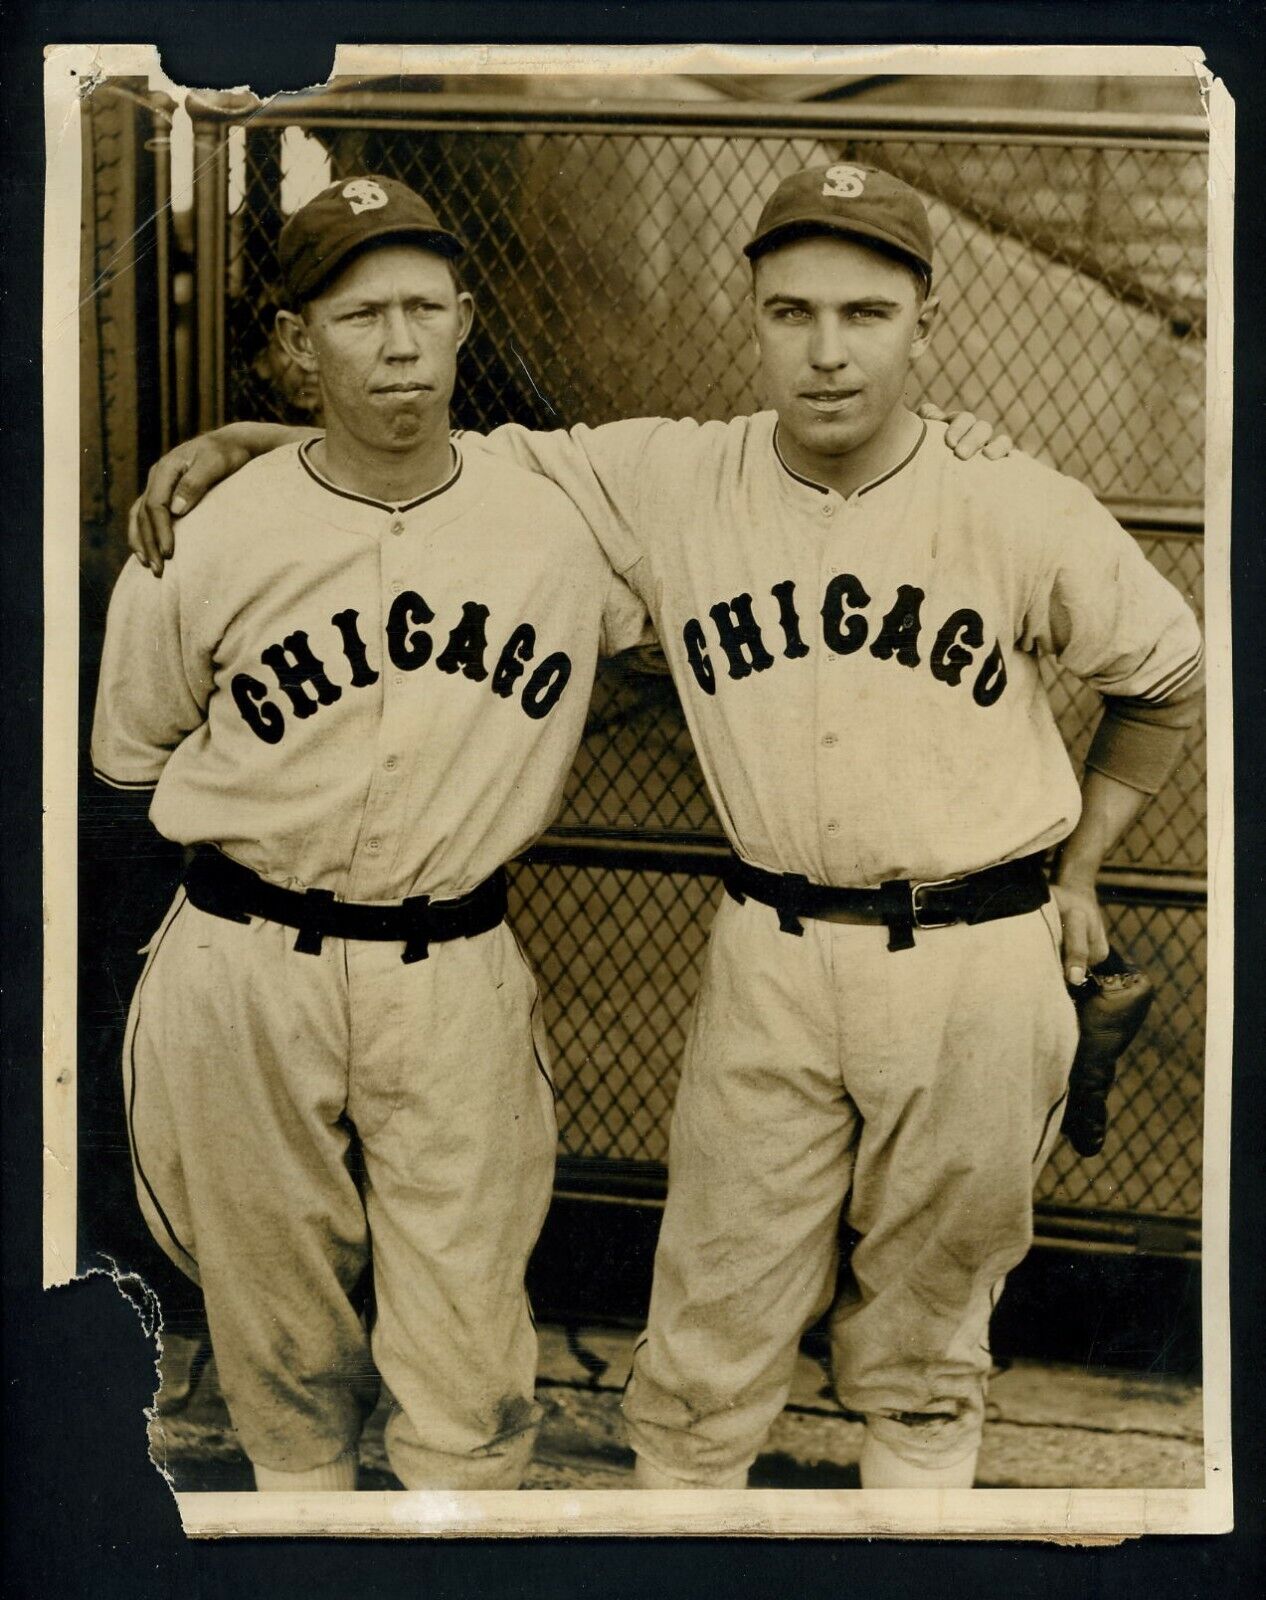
[44,42,1233,1539]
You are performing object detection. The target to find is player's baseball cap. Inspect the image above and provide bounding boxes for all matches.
[744,164,934,286]
[279,175,465,303]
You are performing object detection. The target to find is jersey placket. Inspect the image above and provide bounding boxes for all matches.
[343,508,414,901]
[813,486,853,886]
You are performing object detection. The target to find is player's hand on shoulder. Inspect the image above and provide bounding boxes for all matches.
[917,401,1014,462]
[1049,878,1111,989]
[129,429,256,577]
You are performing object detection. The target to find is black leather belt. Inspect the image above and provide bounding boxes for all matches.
[724,853,1049,951]
[184,847,507,964]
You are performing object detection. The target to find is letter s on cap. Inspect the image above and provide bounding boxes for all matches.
[342,179,389,216]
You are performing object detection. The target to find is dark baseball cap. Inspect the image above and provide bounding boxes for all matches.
[279,175,465,303]
[744,164,934,284]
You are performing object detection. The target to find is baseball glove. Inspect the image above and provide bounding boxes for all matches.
[1061,948,1155,1157]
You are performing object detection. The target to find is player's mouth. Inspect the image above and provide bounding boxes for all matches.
[800,389,862,415]
[372,382,431,397]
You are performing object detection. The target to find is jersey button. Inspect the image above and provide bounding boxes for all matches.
[822,503,835,518]
[384,756,398,772]
[821,732,838,748]
[825,820,840,836]
[389,580,404,595]
[366,837,381,853]
[390,519,405,536]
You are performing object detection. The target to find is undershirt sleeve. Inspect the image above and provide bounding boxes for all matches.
[1084,665,1205,795]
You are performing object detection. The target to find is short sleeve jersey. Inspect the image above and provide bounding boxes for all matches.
[91,440,647,901]
[469,414,1203,886]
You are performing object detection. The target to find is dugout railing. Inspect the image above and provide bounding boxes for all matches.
[162,87,1209,1257]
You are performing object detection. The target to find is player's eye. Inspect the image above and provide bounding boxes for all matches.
[771,306,809,322]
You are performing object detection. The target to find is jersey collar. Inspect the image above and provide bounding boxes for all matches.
[298,436,464,513]
[772,417,928,502]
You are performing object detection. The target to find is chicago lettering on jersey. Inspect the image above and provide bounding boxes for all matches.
[681,576,1008,707]
[231,591,573,744]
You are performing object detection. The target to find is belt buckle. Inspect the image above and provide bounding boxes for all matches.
[909,874,961,930]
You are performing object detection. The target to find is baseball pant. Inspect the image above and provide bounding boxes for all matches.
[622,893,1078,1482]
[124,891,557,1489]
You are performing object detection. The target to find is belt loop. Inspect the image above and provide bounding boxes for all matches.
[401,894,432,964]
[723,860,748,906]
[885,917,916,953]
[776,873,810,938]
[477,869,509,938]
[880,881,917,953]
[293,887,335,956]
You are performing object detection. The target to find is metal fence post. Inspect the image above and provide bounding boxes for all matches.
[148,91,177,456]
[189,93,236,433]
[79,77,167,584]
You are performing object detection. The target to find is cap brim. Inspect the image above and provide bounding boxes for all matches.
[288,222,466,303]
[744,217,930,279]
[340,221,466,262]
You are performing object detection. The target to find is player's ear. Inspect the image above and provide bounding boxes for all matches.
[455,291,474,349]
[911,292,940,358]
[275,308,317,371]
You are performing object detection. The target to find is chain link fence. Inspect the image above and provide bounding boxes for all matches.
[188,90,1208,1252]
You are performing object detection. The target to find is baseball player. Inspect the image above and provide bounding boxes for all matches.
[127,165,1203,1492]
[91,176,648,1492]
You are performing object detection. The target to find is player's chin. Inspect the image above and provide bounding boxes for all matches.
[783,412,870,459]
[377,409,435,447]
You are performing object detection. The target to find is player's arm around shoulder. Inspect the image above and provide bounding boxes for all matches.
[915,401,1015,460]
[542,483,656,660]
[135,450,287,591]
[492,459,644,585]
[465,414,708,576]
[130,421,315,574]
[469,413,689,470]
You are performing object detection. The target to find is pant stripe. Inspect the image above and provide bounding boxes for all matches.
[510,940,555,1097]
[1031,1084,1069,1166]
[127,895,199,1268]
[529,1029,554,1098]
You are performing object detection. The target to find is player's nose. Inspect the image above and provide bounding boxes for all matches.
[381,305,421,359]
[808,314,852,370]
